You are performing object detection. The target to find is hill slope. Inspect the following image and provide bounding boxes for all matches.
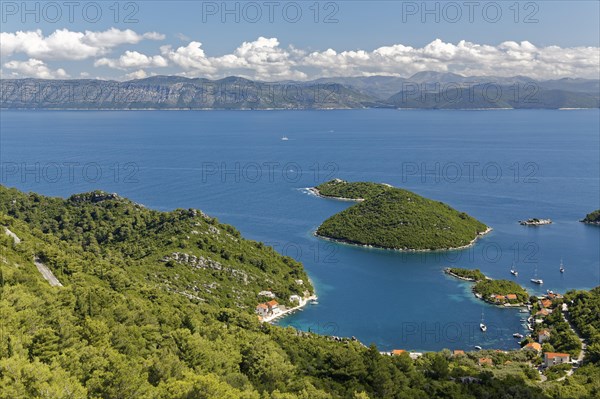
[1,184,597,398]
[315,180,489,250]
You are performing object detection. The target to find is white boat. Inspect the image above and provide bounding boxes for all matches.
[559,258,565,273]
[474,345,482,350]
[513,333,524,338]
[531,265,543,284]
[310,300,319,305]
[480,310,487,332]
[281,136,289,141]
[510,263,519,277]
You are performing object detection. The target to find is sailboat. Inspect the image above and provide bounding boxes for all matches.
[559,258,565,273]
[531,265,543,285]
[510,262,519,277]
[480,310,487,332]
[281,136,289,141]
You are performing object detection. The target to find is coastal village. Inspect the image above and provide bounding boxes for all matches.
[254,281,317,323]
[382,289,582,381]
[253,267,585,382]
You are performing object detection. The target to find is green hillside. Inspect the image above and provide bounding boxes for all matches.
[315,180,489,250]
[1,184,598,398]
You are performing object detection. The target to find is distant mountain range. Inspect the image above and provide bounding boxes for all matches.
[1,72,598,109]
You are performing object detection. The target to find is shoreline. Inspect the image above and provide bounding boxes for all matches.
[444,268,528,308]
[261,294,318,323]
[313,226,493,253]
[306,187,365,202]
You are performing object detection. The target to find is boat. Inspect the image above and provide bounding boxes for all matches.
[513,333,524,339]
[310,300,319,305]
[474,345,482,350]
[559,258,565,273]
[519,309,528,313]
[510,262,519,277]
[480,310,487,332]
[531,265,543,285]
[281,136,289,141]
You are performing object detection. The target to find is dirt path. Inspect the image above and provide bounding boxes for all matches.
[3,227,21,244]
[34,257,63,287]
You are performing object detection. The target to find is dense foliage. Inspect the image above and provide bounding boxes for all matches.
[316,180,390,200]
[581,210,600,225]
[1,185,599,398]
[564,287,600,363]
[472,280,529,304]
[316,181,489,250]
[446,268,486,282]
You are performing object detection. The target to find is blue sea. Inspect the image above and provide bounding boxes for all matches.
[1,109,598,352]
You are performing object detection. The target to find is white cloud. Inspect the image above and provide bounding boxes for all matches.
[162,37,307,80]
[1,33,598,80]
[158,37,599,80]
[95,51,168,69]
[0,28,164,61]
[124,69,150,80]
[301,39,600,80]
[3,58,69,79]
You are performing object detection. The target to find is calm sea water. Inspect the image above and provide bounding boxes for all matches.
[1,109,598,352]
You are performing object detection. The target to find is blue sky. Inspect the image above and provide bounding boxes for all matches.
[1,1,599,80]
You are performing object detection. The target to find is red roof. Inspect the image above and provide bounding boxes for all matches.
[524,342,542,351]
[256,304,268,309]
[545,352,569,359]
[541,299,552,308]
[392,350,406,356]
[478,357,493,365]
[266,300,279,307]
[506,294,518,300]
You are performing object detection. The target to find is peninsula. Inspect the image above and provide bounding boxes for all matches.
[314,179,490,251]
[444,267,528,306]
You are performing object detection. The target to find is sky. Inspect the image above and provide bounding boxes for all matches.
[1,0,599,81]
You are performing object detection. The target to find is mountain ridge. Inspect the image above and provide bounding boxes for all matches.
[1,73,598,109]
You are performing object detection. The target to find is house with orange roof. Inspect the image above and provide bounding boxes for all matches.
[391,349,406,356]
[540,299,552,308]
[256,303,269,317]
[506,294,518,301]
[453,350,465,357]
[536,308,551,317]
[266,300,280,313]
[478,357,493,366]
[523,342,542,353]
[538,329,551,343]
[544,352,570,368]
[494,294,506,302]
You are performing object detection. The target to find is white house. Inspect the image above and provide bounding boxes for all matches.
[538,329,551,344]
[256,303,269,317]
[544,352,570,368]
[289,295,302,304]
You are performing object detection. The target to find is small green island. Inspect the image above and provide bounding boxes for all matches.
[445,268,528,306]
[313,179,490,251]
[581,209,600,225]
